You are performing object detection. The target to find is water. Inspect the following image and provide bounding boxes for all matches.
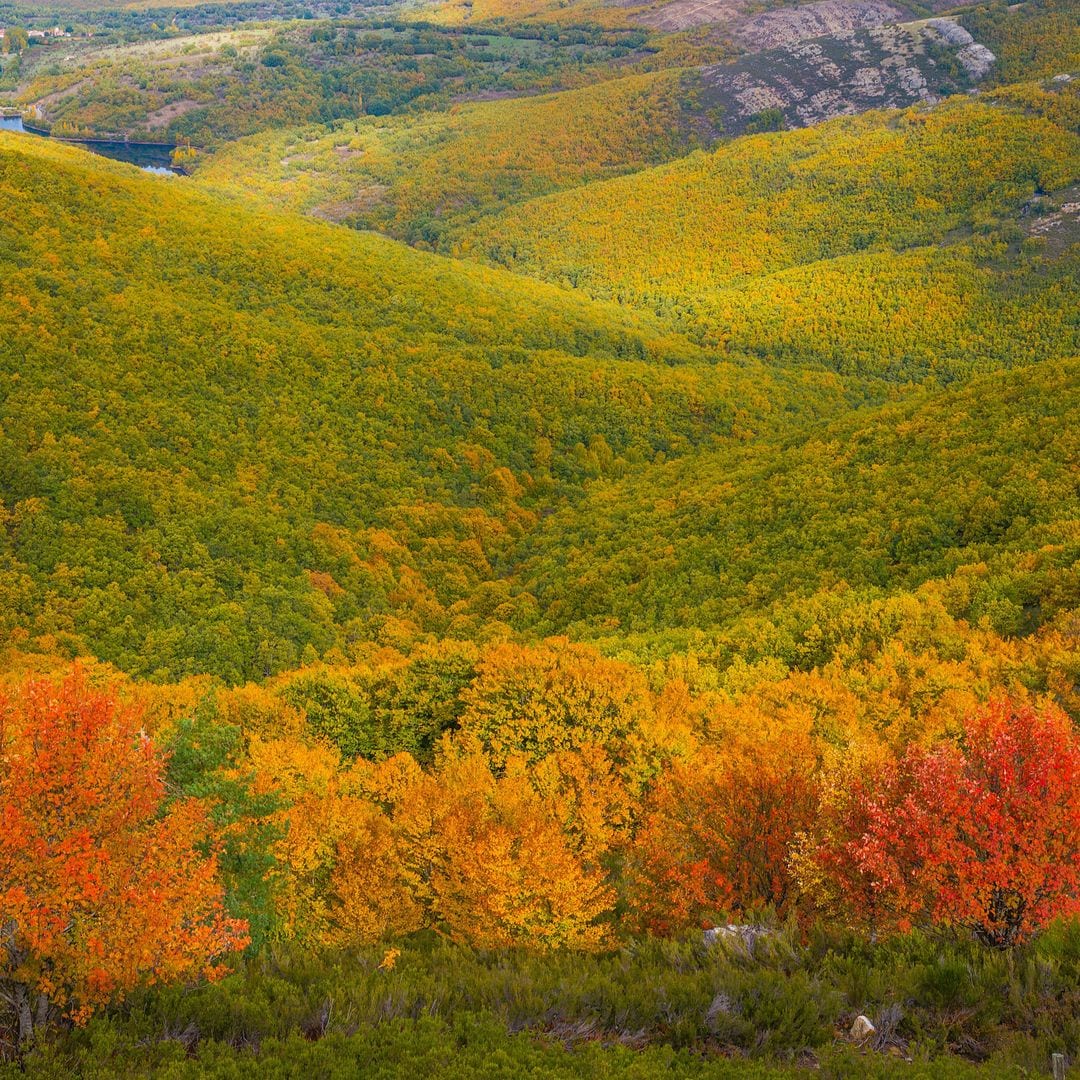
[1,114,179,174]
[73,141,180,173]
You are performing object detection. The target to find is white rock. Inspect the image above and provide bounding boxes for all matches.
[851,1014,876,1040]
[925,18,973,48]
[957,43,996,80]
[703,924,771,949]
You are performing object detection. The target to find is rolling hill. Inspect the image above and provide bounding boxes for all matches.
[512,357,1080,643]
[458,90,1080,376]
[194,68,712,241]
[0,131,845,682]
[2,2,1080,1074]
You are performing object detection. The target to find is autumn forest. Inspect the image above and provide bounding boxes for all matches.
[0,0,1078,1074]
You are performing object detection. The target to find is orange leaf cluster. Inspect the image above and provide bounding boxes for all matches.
[0,671,248,1039]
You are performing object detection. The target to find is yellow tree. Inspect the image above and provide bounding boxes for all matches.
[363,748,616,950]
[246,737,421,945]
[457,639,682,787]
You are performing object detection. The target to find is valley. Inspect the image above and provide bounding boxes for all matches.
[0,0,1077,1075]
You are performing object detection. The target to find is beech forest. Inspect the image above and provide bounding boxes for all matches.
[0,0,1077,1074]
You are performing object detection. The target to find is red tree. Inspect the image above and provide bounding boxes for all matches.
[813,698,1080,946]
[0,670,248,1042]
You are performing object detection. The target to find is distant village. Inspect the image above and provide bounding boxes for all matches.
[0,26,78,47]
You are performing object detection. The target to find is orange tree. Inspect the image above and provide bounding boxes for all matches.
[0,670,248,1044]
[626,722,819,934]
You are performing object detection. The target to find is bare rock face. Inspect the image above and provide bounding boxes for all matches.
[956,43,996,79]
[695,17,996,136]
[923,18,996,79]
[734,0,909,50]
[924,17,973,47]
[634,0,983,33]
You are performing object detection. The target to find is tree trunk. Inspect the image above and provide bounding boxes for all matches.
[14,984,33,1046]
[34,990,50,1033]
[2,982,52,1047]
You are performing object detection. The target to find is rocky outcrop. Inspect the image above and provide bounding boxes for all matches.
[925,19,996,79]
[956,43,996,79]
[923,17,971,46]
[734,0,909,50]
[1022,184,1080,258]
[695,19,996,135]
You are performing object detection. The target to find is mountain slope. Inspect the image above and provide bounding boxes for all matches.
[194,68,712,242]
[458,93,1080,377]
[512,357,1080,642]
[0,133,846,681]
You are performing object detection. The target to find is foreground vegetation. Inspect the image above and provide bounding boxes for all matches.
[0,656,1077,1072]
[6,924,1080,1076]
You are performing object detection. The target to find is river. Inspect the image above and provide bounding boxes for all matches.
[0,115,179,175]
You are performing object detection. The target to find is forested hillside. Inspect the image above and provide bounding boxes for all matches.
[6,101,1076,679]
[461,92,1080,373]
[0,133,847,683]
[516,358,1080,640]
[12,20,650,145]
[1,0,1078,1075]
[195,68,712,238]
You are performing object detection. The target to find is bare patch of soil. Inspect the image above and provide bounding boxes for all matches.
[1023,185,1080,258]
[28,77,91,112]
[636,0,748,32]
[310,185,389,223]
[145,99,202,129]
